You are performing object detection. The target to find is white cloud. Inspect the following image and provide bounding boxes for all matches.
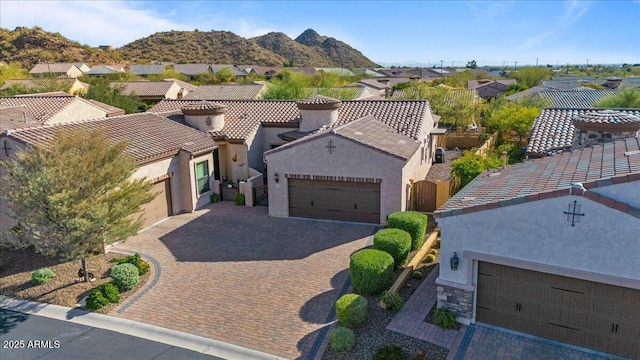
[562,0,590,23]
[468,1,512,19]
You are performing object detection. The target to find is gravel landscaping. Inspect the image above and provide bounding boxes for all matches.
[0,247,148,313]
[425,149,462,183]
[323,245,447,360]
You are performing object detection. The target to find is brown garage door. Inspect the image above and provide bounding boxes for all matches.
[476,262,640,358]
[137,179,172,229]
[288,179,380,223]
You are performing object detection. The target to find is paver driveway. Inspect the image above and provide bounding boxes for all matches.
[110,202,377,359]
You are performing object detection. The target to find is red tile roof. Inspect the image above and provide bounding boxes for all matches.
[436,137,640,218]
[149,99,430,141]
[4,113,217,163]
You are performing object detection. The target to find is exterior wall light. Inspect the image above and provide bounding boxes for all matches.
[274,173,279,183]
[450,252,459,271]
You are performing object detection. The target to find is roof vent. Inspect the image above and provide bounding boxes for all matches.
[624,149,640,156]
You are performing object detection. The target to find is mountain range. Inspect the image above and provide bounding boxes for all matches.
[0,27,378,69]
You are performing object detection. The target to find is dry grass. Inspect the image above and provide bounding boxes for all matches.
[0,247,148,312]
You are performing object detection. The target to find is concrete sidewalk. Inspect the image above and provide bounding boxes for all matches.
[0,296,284,360]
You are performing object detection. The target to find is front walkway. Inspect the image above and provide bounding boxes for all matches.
[388,265,625,360]
[110,202,377,359]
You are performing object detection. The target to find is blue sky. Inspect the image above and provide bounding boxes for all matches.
[1,0,639,66]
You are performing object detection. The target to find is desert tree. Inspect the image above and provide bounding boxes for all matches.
[1,129,154,281]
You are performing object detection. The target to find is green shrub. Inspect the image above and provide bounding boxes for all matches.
[110,253,149,275]
[411,270,423,280]
[434,239,441,249]
[387,212,427,250]
[234,192,245,205]
[101,282,121,303]
[210,193,220,203]
[329,326,356,353]
[110,263,139,292]
[86,288,109,310]
[32,268,56,285]
[335,294,367,328]
[349,249,394,295]
[424,254,436,263]
[381,290,405,311]
[434,307,458,329]
[373,345,406,360]
[429,248,439,255]
[373,228,411,268]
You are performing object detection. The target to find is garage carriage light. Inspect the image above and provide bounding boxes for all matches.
[274,173,279,183]
[450,252,459,271]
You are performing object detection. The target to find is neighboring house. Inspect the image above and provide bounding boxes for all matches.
[86,65,126,77]
[1,113,217,232]
[505,85,559,102]
[352,68,385,77]
[148,96,440,224]
[315,68,355,76]
[173,64,211,80]
[391,85,479,108]
[248,66,284,79]
[434,136,640,359]
[536,89,630,108]
[467,79,517,99]
[0,95,110,131]
[287,67,319,76]
[526,108,640,157]
[1,78,90,95]
[210,65,247,78]
[307,85,379,100]
[28,63,84,78]
[184,83,269,100]
[130,64,166,76]
[542,76,640,90]
[110,80,192,101]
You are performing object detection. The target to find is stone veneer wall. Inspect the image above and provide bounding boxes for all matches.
[437,284,474,320]
[575,129,638,148]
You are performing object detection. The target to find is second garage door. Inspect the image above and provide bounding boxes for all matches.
[476,262,640,358]
[288,178,380,223]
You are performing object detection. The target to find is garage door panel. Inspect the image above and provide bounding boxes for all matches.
[134,179,172,229]
[288,179,380,223]
[476,261,640,358]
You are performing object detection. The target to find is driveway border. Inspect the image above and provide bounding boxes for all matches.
[0,296,285,360]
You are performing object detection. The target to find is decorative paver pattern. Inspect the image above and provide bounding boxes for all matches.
[110,202,376,359]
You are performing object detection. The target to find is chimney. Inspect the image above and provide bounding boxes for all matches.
[181,101,227,132]
[605,77,622,89]
[296,95,341,132]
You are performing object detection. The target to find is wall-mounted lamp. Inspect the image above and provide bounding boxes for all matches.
[274,173,279,183]
[450,252,459,271]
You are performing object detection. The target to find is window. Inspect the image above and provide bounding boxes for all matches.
[195,161,210,195]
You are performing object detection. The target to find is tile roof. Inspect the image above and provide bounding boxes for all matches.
[86,65,125,75]
[110,81,177,98]
[149,99,430,141]
[542,77,640,90]
[505,85,559,101]
[164,78,198,93]
[130,64,166,75]
[0,95,101,124]
[184,84,266,100]
[467,79,516,90]
[29,63,79,74]
[86,100,126,117]
[4,113,217,163]
[526,108,640,157]
[436,137,640,217]
[316,68,355,76]
[573,109,640,125]
[297,95,342,105]
[0,106,38,131]
[173,64,211,76]
[391,86,479,107]
[308,85,379,100]
[209,65,246,77]
[537,89,623,108]
[0,78,87,92]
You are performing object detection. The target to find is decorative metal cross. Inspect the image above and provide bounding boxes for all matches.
[205,116,212,126]
[2,141,11,157]
[326,139,336,154]
[563,200,585,226]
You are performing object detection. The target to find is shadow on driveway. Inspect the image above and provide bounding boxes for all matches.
[159,202,378,262]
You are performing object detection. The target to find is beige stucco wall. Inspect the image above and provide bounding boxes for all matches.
[165,83,183,99]
[437,192,640,290]
[401,141,432,209]
[299,108,338,132]
[48,101,108,125]
[265,134,406,224]
[218,142,250,182]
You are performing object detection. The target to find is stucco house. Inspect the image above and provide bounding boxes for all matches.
[130,64,166,76]
[173,64,211,80]
[0,112,217,235]
[29,63,85,78]
[184,83,269,100]
[85,65,126,77]
[1,78,90,95]
[0,95,111,132]
[434,137,640,358]
[110,80,195,101]
[149,96,440,224]
[466,79,516,99]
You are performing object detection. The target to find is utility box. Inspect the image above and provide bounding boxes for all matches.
[435,147,445,163]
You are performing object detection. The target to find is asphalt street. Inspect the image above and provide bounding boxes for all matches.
[0,309,221,360]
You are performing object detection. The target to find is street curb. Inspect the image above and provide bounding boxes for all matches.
[0,296,285,360]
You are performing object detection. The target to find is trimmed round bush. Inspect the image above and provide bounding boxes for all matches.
[111,263,139,292]
[335,293,368,328]
[86,288,109,310]
[424,254,436,263]
[32,268,56,285]
[101,282,121,303]
[381,290,405,311]
[110,253,149,275]
[374,345,406,360]
[411,270,423,280]
[329,326,356,353]
[387,211,428,250]
[349,249,394,295]
[373,228,411,268]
